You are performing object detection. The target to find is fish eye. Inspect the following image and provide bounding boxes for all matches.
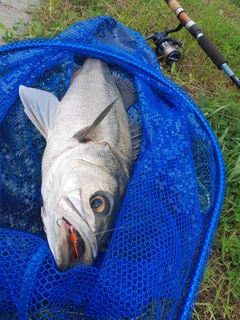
[90,195,110,214]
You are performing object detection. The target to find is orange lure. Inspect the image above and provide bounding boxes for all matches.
[69,225,79,259]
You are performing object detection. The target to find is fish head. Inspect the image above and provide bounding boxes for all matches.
[42,144,129,271]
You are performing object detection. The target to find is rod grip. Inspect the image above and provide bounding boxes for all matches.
[197,34,228,69]
[165,0,181,12]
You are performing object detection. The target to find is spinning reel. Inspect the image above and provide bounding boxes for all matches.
[145,23,183,66]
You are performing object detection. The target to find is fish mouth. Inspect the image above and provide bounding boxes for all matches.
[57,217,97,271]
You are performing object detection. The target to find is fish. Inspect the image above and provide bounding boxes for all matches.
[19,58,141,271]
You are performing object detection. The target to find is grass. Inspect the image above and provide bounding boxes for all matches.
[1,0,240,319]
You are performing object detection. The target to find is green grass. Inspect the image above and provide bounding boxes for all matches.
[1,0,240,319]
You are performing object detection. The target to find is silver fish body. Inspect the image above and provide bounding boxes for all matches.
[19,58,138,271]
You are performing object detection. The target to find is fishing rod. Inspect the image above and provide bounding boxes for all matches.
[163,0,240,89]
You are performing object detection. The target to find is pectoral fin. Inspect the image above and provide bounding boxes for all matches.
[73,98,118,142]
[19,85,60,139]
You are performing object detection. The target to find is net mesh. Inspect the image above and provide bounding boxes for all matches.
[0,16,225,319]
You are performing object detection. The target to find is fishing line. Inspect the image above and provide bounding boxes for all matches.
[76,200,218,239]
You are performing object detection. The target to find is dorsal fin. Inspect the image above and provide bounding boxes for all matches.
[19,85,60,139]
[73,98,119,143]
[129,119,142,161]
[112,72,137,109]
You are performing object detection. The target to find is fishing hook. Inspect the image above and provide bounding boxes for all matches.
[56,216,71,227]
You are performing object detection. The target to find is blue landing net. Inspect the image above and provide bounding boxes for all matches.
[0,16,225,320]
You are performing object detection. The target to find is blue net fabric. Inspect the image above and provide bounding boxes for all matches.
[0,16,225,319]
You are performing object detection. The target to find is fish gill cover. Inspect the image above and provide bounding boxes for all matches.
[0,16,225,319]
